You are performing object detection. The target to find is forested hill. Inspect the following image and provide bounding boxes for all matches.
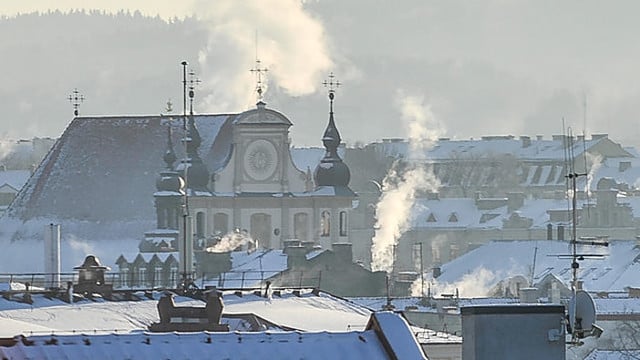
[0,11,207,139]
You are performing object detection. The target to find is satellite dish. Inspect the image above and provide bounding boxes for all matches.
[568,290,598,339]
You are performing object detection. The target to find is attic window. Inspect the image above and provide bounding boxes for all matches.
[479,213,499,223]
[426,213,437,223]
[448,213,458,222]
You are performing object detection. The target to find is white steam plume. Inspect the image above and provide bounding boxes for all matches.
[206,229,256,253]
[584,152,603,197]
[370,91,444,273]
[196,0,333,112]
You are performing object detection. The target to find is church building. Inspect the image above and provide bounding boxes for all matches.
[144,74,357,279]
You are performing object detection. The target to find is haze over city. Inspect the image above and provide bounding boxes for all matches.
[2,0,640,148]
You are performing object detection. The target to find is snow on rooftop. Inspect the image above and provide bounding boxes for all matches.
[0,289,373,336]
[432,240,639,296]
[0,330,394,360]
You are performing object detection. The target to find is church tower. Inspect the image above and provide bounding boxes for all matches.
[313,73,356,250]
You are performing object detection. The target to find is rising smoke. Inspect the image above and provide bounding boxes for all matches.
[195,0,333,112]
[205,229,257,253]
[370,91,444,273]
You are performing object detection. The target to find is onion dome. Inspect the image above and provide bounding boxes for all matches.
[314,80,351,187]
[156,127,185,193]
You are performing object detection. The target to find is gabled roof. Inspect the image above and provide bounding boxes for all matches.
[7,115,234,222]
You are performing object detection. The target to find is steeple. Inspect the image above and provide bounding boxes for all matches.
[314,73,351,187]
[156,127,184,194]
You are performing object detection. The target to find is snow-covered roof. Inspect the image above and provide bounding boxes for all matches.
[431,240,640,296]
[205,250,289,289]
[409,197,574,230]
[0,330,396,359]
[373,135,626,162]
[0,289,372,335]
[7,115,234,223]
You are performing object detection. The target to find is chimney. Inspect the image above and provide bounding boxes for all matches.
[507,192,525,212]
[332,242,353,263]
[44,224,61,289]
[520,136,531,148]
[286,245,307,269]
[519,287,538,304]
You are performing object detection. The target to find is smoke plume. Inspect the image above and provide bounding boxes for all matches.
[195,0,333,112]
[370,91,444,273]
[206,229,257,253]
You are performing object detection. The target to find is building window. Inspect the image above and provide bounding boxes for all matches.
[196,211,205,240]
[119,268,129,288]
[251,213,272,248]
[169,266,178,288]
[294,212,309,240]
[321,211,331,237]
[339,211,348,236]
[213,213,228,236]
[154,266,163,288]
[138,267,147,287]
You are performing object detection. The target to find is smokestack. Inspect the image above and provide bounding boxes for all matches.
[44,223,61,289]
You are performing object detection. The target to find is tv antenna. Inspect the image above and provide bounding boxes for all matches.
[556,126,607,344]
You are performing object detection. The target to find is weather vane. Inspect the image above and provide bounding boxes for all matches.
[250,58,268,101]
[323,72,341,111]
[68,88,85,116]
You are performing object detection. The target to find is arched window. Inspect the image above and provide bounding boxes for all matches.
[294,212,309,240]
[251,213,272,248]
[321,211,331,237]
[196,211,205,240]
[213,213,228,236]
[339,211,348,236]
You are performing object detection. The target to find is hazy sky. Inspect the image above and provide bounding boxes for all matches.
[3,0,640,148]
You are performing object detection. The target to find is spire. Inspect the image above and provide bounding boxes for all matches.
[156,126,184,195]
[163,127,177,170]
[177,63,209,193]
[314,73,351,187]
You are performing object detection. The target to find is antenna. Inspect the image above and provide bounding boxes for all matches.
[556,125,608,344]
[180,60,192,293]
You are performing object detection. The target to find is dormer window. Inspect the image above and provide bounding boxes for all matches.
[426,213,437,223]
[448,213,458,222]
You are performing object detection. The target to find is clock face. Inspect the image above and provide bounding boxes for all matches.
[244,139,278,181]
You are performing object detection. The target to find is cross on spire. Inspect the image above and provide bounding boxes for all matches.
[188,70,201,115]
[250,59,268,101]
[323,72,341,111]
[68,88,85,116]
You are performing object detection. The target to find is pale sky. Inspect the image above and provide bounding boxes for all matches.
[2,1,640,148]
